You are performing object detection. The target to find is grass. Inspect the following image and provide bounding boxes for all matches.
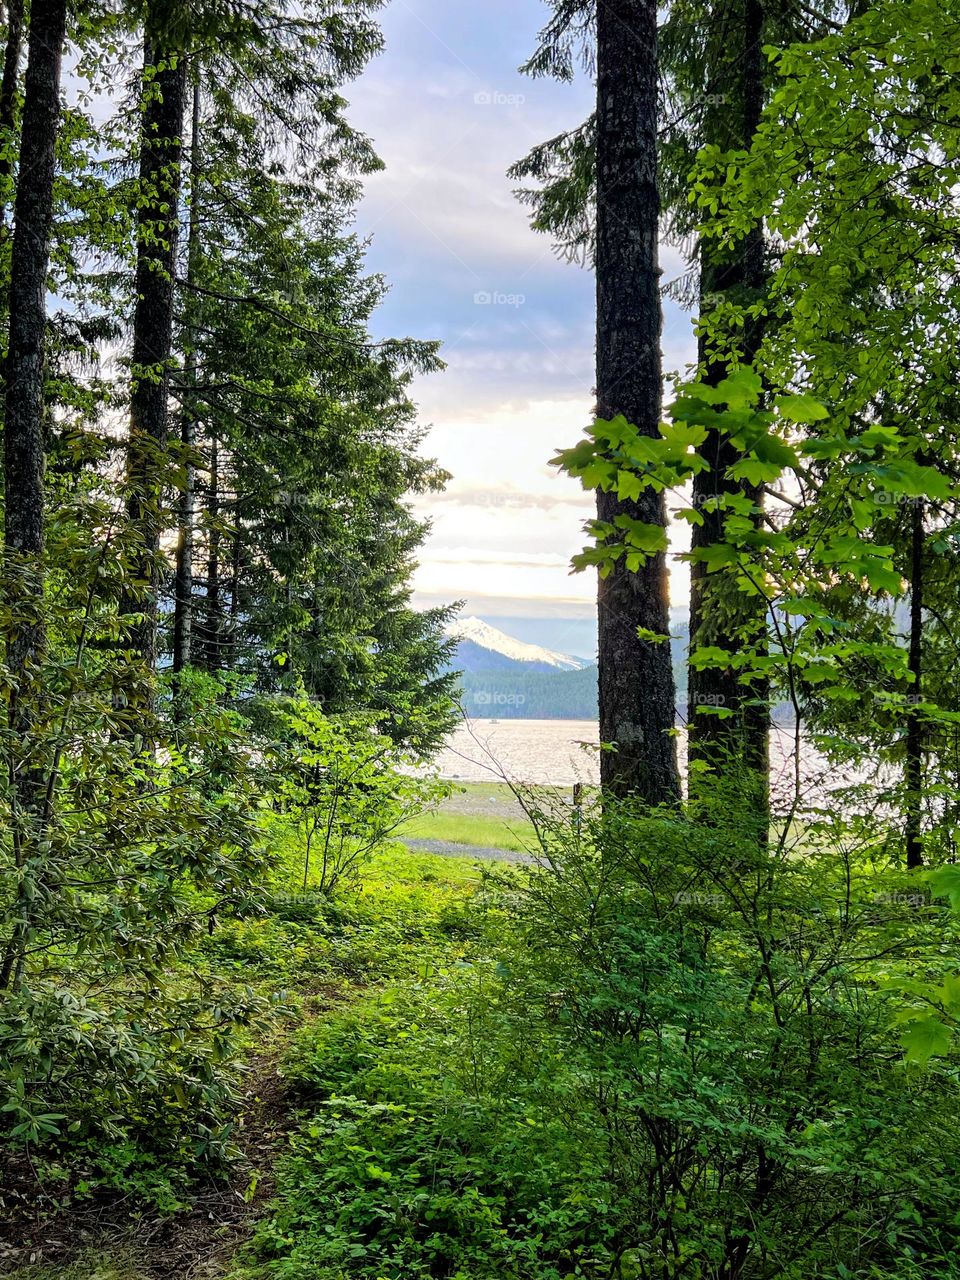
[396,780,560,854]
[398,808,534,853]
[4,1255,146,1280]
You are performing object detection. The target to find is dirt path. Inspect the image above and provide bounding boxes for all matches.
[0,989,341,1280]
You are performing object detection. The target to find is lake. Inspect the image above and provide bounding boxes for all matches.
[431,717,810,790]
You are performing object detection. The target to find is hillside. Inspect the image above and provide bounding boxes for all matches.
[448,616,690,718]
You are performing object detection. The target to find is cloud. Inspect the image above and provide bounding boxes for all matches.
[424,486,591,511]
[350,0,698,618]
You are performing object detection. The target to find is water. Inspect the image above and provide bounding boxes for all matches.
[431,716,820,794]
[433,718,601,787]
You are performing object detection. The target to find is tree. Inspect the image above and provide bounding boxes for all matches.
[0,0,69,994]
[172,78,201,683]
[151,58,456,750]
[512,2,681,800]
[516,1,851,815]
[593,0,681,802]
[0,0,24,227]
[683,0,770,804]
[689,0,960,861]
[119,8,186,681]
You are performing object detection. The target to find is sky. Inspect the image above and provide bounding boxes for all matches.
[348,0,699,658]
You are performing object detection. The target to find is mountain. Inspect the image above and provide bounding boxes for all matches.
[445,616,587,674]
[442,616,595,718]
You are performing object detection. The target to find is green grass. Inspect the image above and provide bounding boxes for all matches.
[395,780,547,854]
[199,839,488,999]
[398,808,535,853]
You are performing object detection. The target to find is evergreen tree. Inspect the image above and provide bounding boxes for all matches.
[593,0,680,802]
[167,82,455,746]
[119,5,186,683]
[0,0,69,993]
[515,0,680,801]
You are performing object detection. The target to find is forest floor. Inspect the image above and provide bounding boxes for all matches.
[0,839,510,1280]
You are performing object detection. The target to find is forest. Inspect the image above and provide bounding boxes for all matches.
[2,0,960,1277]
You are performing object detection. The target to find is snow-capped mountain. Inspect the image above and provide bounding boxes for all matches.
[446,616,587,674]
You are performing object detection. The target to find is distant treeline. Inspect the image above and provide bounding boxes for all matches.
[458,666,600,719]
[458,661,792,722]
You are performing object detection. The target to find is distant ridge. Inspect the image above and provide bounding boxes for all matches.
[442,615,596,718]
[445,616,587,674]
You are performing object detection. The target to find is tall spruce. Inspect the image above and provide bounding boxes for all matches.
[686,0,770,805]
[905,491,925,868]
[172,77,201,681]
[595,0,680,802]
[1,0,68,990]
[0,0,24,224]
[119,9,186,678]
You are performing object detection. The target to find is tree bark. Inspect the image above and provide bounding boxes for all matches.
[227,518,241,669]
[4,0,65,712]
[0,0,68,993]
[202,430,221,671]
[905,495,924,869]
[0,0,25,225]
[595,0,680,804]
[120,18,186,676]
[172,79,201,680]
[687,0,770,811]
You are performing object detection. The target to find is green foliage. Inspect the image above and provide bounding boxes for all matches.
[238,799,960,1280]
[258,697,446,896]
[0,559,269,1165]
[168,64,458,751]
[0,0,460,1205]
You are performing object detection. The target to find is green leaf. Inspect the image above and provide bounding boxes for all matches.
[776,393,829,423]
[927,865,960,911]
[901,1016,953,1067]
[729,456,784,486]
[715,368,763,409]
[612,515,669,554]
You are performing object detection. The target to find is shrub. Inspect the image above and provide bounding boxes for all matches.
[258,697,446,897]
[0,654,269,1181]
[242,796,960,1279]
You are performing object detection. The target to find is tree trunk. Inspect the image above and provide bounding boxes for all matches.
[0,0,25,225]
[905,495,924,869]
[4,0,65,723]
[687,0,770,813]
[120,17,186,676]
[0,0,68,993]
[227,519,241,669]
[172,80,201,681]
[595,0,680,804]
[202,431,221,671]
